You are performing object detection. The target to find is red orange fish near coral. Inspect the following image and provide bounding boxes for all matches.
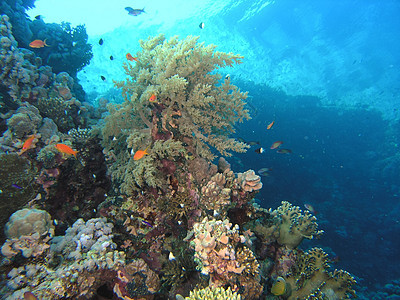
[55,143,78,158]
[267,120,275,130]
[133,147,149,160]
[126,53,138,61]
[149,94,157,102]
[18,134,39,155]
[29,39,49,48]
[270,141,283,149]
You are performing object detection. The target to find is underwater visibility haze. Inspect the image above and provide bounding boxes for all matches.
[0,0,399,299]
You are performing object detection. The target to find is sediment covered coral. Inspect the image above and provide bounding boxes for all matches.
[0,153,37,242]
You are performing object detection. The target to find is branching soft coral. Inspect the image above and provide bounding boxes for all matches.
[115,34,250,160]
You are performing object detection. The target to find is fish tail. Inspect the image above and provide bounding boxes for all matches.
[44,39,50,47]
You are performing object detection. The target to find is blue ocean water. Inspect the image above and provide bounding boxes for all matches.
[4,0,400,297]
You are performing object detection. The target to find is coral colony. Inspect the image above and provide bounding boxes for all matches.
[0,9,356,300]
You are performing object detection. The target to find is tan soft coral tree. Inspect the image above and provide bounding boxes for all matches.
[114,34,250,160]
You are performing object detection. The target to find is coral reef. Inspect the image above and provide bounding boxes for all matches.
[103,34,250,192]
[183,286,241,300]
[0,26,358,300]
[0,153,37,243]
[190,217,262,299]
[283,247,357,299]
[2,217,125,299]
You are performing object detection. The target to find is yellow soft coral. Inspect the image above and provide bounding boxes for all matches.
[271,201,323,249]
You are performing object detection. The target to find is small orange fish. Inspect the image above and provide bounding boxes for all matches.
[133,147,149,161]
[149,94,157,102]
[24,291,38,300]
[18,134,39,155]
[29,39,49,48]
[267,121,275,130]
[55,143,78,158]
[126,53,138,61]
[270,141,283,150]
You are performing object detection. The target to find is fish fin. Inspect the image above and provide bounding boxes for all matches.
[44,39,51,47]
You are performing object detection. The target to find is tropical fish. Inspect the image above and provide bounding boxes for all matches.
[133,147,149,160]
[267,120,275,130]
[18,134,38,155]
[225,74,230,80]
[247,141,260,146]
[142,220,153,227]
[34,15,44,20]
[29,39,49,48]
[304,203,318,215]
[55,143,78,158]
[271,276,287,296]
[101,75,106,81]
[24,291,38,300]
[99,38,103,45]
[169,251,176,261]
[258,168,271,176]
[126,53,138,61]
[277,148,292,154]
[199,22,205,29]
[270,141,283,149]
[255,147,265,154]
[149,94,157,102]
[125,7,145,16]
[110,55,114,60]
[12,184,22,189]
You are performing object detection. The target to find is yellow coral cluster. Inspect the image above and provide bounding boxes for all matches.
[184,286,241,300]
[284,247,357,299]
[271,201,323,249]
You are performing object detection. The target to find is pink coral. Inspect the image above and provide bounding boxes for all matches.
[236,169,262,192]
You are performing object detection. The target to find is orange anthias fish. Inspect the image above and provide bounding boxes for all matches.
[133,147,149,161]
[126,53,138,61]
[29,39,49,48]
[18,134,39,155]
[267,120,275,130]
[55,143,78,158]
[270,141,283,149]
[149,94,157,102]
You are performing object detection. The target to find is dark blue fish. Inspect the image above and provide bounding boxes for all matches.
[12,184,22,189]
[125,7,145,16]
[142,220,153,228]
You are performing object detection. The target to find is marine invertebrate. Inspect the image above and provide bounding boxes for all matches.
[0,153,37,242]
[113,258,160,299]
[183,286,241,300]
[6,103,42,138]
[115,34,249,159]
[271,201,323,249]
[190,217,262,298]
[283,247,357,299]
[236,169,262,193]
[3,217,126,299]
